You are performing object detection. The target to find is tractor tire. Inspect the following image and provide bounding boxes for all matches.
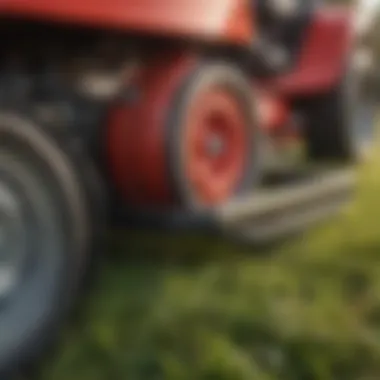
[168,62,262,209]
[303,61,363,162]
[0,114,104,377]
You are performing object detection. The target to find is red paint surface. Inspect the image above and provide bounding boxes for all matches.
[0,0,253,45]
[183,88,247,206]
[267,6,355,97]
[256,91,290,133]
[107,51,197,206]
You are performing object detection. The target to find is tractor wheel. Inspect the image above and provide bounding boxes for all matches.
[303,61,364,162]
[168,63,261,209]
[0,114,104,377]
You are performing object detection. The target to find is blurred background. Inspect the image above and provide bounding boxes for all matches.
[354,0,380,98]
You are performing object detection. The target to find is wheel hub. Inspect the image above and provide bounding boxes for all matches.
[0,180,26,301]
[205,133,226,158]
[185,89,247,206]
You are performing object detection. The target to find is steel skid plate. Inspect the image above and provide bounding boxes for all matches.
[115,166,356,245]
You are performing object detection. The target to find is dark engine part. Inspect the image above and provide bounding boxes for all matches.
[252,0,318,76]
[0,20,141,162]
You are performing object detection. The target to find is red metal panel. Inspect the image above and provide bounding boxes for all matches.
[0,0,253,45]
[267,6,355,97]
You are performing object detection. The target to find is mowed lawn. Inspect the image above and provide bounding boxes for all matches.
[42,139,380,380]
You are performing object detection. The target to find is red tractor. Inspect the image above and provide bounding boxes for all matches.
[0,0,366,376]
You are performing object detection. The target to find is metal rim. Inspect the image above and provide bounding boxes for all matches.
[183,87,248,206]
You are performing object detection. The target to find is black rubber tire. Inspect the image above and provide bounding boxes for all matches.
[303,60,362,162]
[0,114,105,378]
[167,62,262,210]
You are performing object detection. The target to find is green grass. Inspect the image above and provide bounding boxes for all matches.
[42,143,380,380]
